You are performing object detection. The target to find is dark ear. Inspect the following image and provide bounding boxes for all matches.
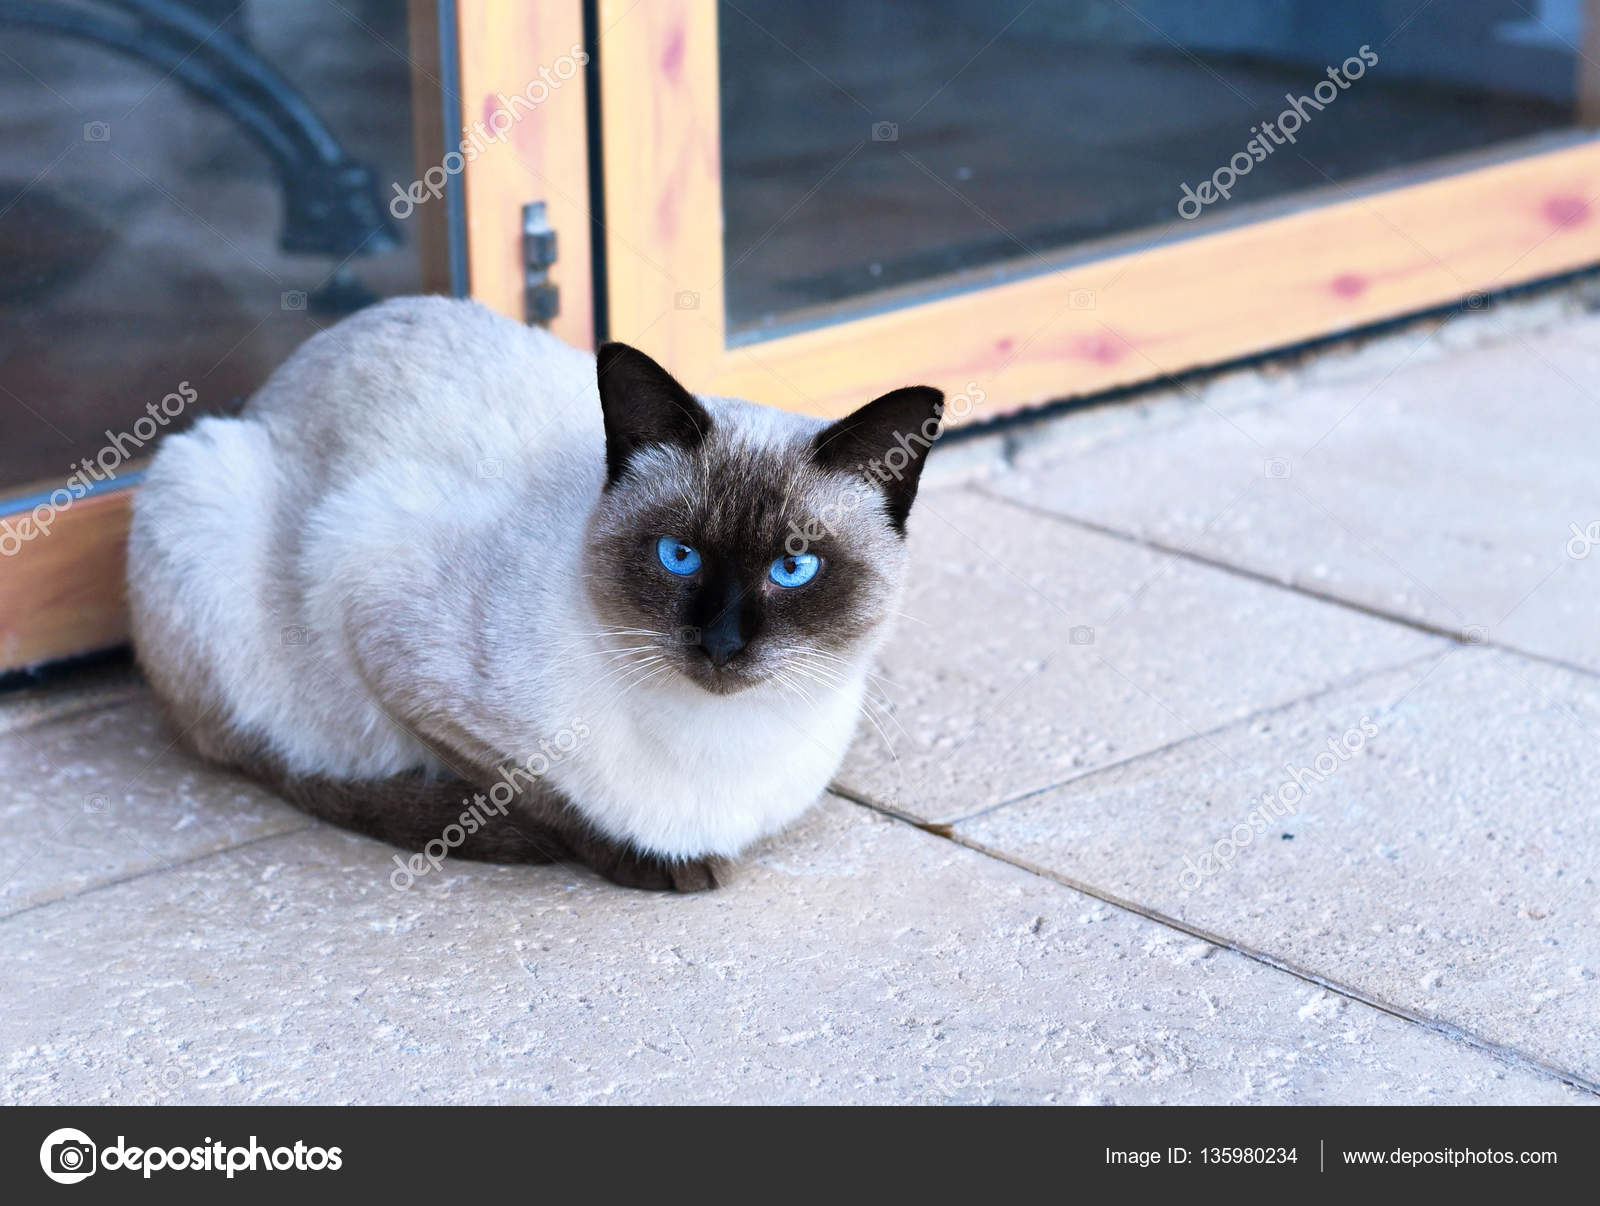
[811,386,944,535]
[596,341,713,487]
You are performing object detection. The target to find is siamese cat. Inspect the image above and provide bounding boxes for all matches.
[127,297,942,891]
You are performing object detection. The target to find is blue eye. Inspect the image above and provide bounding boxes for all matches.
[769,552,820,588]
[656,537,701,575]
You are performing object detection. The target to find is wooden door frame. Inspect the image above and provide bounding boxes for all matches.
[0,0,595,674]
[597,0,1600,423]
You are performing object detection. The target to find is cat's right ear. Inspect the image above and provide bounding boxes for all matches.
[596,342,713,488]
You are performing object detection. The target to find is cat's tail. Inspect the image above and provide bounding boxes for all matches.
[251,760,570,865]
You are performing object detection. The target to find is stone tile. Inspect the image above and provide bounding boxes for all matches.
[0,795,1584,1105]
[838,488,1440,822]
[0,692,307,918]
[987,316,1600,671]
[920,424,1009,489]
[959,648,1600,1086]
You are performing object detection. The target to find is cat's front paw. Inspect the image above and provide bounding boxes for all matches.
[660,854,730,893]
[591,845,730,893]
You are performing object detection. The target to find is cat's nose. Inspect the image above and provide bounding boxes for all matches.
[697,621,746,667]
[693,581,756,667]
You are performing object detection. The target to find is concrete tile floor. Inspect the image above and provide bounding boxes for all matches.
[958,650,1600,1086]
[0,694,306,917]
[3,315,1598,1104]
[10,797,1583,1105]
[985,314,1600,671]
[834,488,1440,822]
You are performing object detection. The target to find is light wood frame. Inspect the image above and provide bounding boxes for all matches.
[452,0,595,347]
[0,488,133,673]
[598,0,1600,421]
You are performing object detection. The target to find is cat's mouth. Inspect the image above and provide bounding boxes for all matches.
[680,658,759,696]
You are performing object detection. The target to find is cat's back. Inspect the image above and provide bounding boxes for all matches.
[128,296,602,777]
[245,296,599,473]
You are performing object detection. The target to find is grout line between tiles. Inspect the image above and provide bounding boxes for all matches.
[832,783,1600,1100]
[849,646,1454,829]
[0,823,317,927]
[968,485,1600,684]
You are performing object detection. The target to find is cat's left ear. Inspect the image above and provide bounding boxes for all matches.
[811,385,944,534]
[596,341,713,487]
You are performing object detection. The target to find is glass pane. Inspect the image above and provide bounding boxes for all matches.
[0,0,440,493]
[721,0,1587,335]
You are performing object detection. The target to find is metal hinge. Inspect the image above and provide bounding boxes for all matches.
[522,201,559,326]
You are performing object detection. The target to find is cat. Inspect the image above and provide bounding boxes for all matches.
[127,297,943,891]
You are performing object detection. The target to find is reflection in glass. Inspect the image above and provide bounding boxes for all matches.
[721,0,1586,334]
[0,0,435,491]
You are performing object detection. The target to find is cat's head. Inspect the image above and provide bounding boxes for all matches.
[584,342,943,696]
